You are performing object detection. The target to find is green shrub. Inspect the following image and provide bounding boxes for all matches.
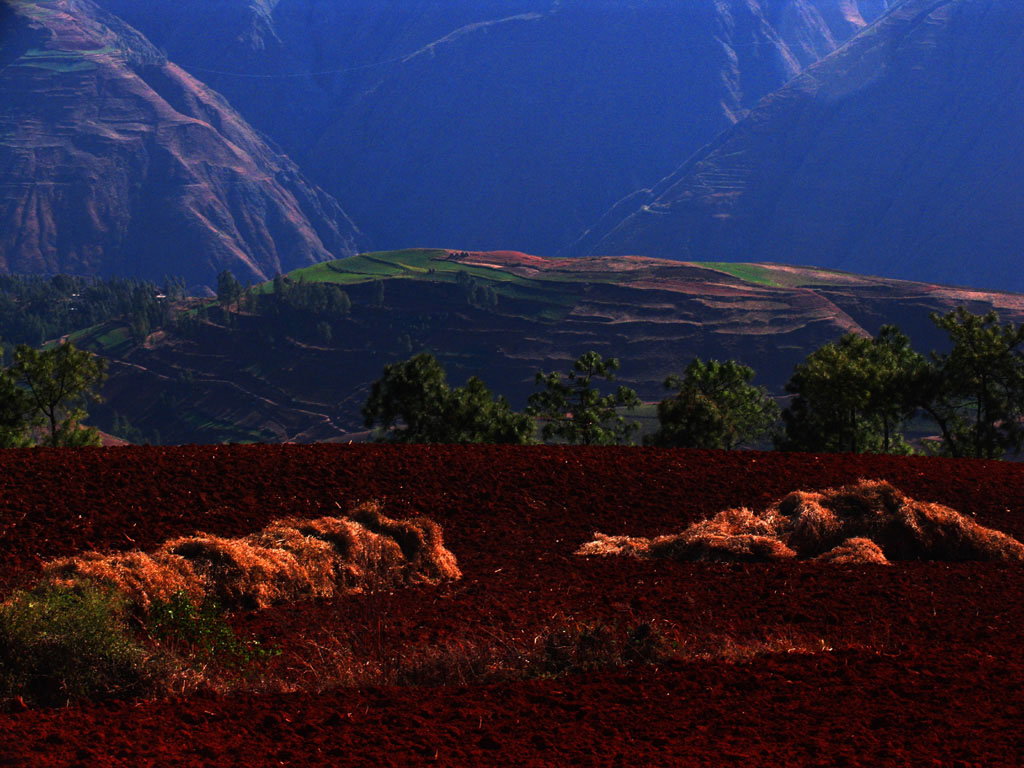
[146,590,277,669]
[0,582,152,707]
[542,622,619,674]
[540,620,676,676]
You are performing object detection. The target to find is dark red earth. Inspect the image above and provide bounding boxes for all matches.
[2,445,1024,766]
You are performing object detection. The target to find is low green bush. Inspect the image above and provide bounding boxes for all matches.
[0,581,152,707]
[146,590,277,669]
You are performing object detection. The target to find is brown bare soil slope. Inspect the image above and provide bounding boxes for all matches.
[1,445,1024,765]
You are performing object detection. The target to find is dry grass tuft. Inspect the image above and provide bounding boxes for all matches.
[348,501,462,585]
[43,501,461,613]
[45,550,208,610]
[578,479,1024,564]
[647,532,796,563]
[783,497,843,557]
[250,617,856,696]
[815,537,889,565]
[574,533,653,558]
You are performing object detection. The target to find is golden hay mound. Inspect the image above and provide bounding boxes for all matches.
[43,501,461,612]
[578,479,1024,565]
[643,506,796,563]
[576,507,797,562]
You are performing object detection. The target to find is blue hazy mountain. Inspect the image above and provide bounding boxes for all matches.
[94,0,885,256]
[581,0,1024,292]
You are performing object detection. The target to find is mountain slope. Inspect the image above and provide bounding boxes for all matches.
[584,0,1024,292]
[93,0,886,257]
[0,0,363,288]
[76,249,1024,444]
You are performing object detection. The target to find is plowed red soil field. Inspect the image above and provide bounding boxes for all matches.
[2,444,1024,766]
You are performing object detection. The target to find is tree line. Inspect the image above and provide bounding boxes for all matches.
[0,274,181,351]
[362,307,1024,459]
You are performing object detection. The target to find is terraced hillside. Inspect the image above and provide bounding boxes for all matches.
[73,249,1024,445]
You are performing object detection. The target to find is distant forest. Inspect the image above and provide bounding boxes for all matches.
[0,274,183,355]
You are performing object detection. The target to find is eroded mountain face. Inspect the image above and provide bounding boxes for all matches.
[0,0,362,288]
[92,0,885,258]
[586,0,1024,293]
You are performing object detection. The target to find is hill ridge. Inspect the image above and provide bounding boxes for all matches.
[68,248,1024,444]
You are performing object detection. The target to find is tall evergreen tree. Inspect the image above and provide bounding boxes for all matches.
[646,358,778,449]
[216,270,243,310]
[918,308,1024,459]
[527,351,641,445]
[779,326,922,454]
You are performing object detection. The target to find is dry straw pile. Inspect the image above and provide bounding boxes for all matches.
[43,501,461,612]
[578,479,1024,564]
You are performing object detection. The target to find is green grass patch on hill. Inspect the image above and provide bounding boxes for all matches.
[701,262,869,289]
[14,47,114,73]
[327,251,524,285]
[702,263,784,287]
[294,250,609,291]
[15,58,96,73]
[68,322,134,357]
[95,326,130,351]
[260,251,448,288]
[178,411,275,444]
[274,250,584,322]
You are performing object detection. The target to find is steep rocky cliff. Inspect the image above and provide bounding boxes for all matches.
[0,0,362,288]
